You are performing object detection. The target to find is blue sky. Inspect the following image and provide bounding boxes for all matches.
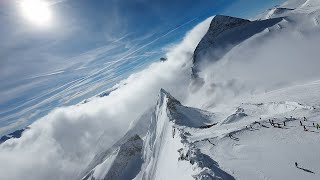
[0,0,283,135]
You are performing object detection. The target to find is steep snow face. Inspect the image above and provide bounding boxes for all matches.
[189,80,320,180]
[135,89,234,180]
[192,15,282,77]
[136,90,195,180]
[82,135,143,180]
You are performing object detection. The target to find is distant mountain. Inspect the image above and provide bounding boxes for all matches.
[79,109,152,180]
[82,134,143,180]
[0,127,29,144]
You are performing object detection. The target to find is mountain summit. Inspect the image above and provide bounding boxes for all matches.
[192,15,282,77]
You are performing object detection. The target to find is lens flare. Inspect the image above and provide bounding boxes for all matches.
[20,0,52,26]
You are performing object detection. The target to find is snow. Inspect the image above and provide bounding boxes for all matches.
[185,79,320,179]
[135,91,196,180]
[259,7,294,20]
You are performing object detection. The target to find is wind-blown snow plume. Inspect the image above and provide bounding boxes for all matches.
[0,17,213,180]
[187,14,320,110]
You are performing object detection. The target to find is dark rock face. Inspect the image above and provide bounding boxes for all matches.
[0,127,30,144]
[193,15,250,65]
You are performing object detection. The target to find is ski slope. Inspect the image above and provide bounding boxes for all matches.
[190,80,320,180]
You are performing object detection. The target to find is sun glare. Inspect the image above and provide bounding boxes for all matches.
[20,0,52,26]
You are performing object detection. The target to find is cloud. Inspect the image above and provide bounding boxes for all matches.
[0,16,212,180]
[0,11,208,136]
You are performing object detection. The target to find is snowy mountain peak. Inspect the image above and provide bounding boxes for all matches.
[158,89,214,128]
[210,15,250,28]
[192,14,282,77]
[193,15,250,65]
[135,90,232,180]
[159,88,181,109]
[159,88,181,105]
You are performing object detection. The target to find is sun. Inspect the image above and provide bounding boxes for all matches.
[20,0,53,26]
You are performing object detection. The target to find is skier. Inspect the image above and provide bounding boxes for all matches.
[304,117,307,121]
[300,121,303,126]
[295,162,298,167]
[284,121,286,126]
[304,126,308,131]
[172,127,176,138]
[317,123,320,130]
[313,122,315,127]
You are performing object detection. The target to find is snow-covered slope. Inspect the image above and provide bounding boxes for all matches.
[135,89,234,180]
[258,7,295,20]
[81,89,234,180]
[84,82,320,180]
[190,80,320,180]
